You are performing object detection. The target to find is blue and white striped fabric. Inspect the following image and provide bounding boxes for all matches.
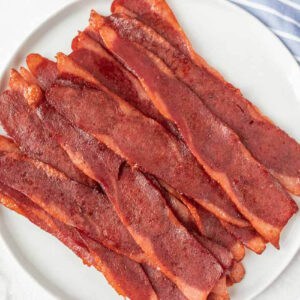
[228,0,300,64]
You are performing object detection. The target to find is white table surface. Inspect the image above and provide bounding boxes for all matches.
[0,1,299,299]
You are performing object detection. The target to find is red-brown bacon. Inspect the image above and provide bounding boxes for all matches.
[44,52,249,229]
[165,188,246,261]
[0,182,158,300]
[158,186,233,269]
[39,102,235,271]
[110,2,300,195]
[98,24,298,247]
[71,31,179,137]
[0,148,145,262]
[142,264,187,300]
[0,135,185,300]
[0,70,94,188]
[25,54,227,297]
[28,53,253,258]
[37,103,223,300]
[191,203,266,254]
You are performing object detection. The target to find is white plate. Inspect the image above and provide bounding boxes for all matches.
[0,0,299,299]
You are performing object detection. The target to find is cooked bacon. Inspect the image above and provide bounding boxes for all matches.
[0,72,95,188]
[0,135,187,300]
[208,276,230,300]
[0,143,145,263]
[110,0,221,79]
[39,103,234,271]
[159,182,246,261]
[44,53,249,229]
[9,69,43,107]
[180,197,266,255]
[26,56,225,297]
[99,24,298,247]
[37,103,223,300]
[159,188,233,269]
[71,31,179,137]
[0,182,158,300]
[109,3,300,195]
[26,54,58,90]
[142,264,187,300]
[107,164,223,299]
[110,0,195,60]
[226,261,245,286]
[221,221,266,254]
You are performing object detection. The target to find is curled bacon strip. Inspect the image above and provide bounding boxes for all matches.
[98,21,297,247]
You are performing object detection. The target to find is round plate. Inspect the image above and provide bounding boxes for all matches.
[0,0,299,299]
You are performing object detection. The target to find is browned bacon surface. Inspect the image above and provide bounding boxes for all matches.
[222,222,266,254]
[109,3,300,195]
[0,182,157,300]
[39,103,234,271]
[160,189,233,269]
[71,31,179,137]
[111,0,193,58]
[208,276,230,300]
[0,149,145,262]
[99,24,297,247]
[0,71,94,188]
[27,54,59,90]
[183,199,265,255]
[44,53,249,228]
[142,264,187,300]
[38,103,223,300]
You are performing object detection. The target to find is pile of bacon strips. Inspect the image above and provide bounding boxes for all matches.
[0,0,300,299]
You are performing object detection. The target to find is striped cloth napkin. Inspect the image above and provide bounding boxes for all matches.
[228,0,300,64]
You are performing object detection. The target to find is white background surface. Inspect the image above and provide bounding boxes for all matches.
[0,1,300,299]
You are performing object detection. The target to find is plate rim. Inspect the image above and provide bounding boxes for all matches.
[0,0,299,299]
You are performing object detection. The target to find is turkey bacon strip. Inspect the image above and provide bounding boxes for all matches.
[37,102,223,300]
[98,24,297,247]
[0,69,95,188]
[111,0,300,195]
[0,144,145,262]
[25,56,225,293]
[26,53,243,263]
[0,130,184,299]
[15,65,222,299]
[43,52,248,229]
[0,182,157,300]
[71,31,179,137]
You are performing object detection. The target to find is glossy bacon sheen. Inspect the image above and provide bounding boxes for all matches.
[46,53,249,228]
[99,25,297,247]
[0,73,94,188]
[38,103,223,300]
[0,183,157,300]
[0,150,145,262]
[109,6,300,195]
